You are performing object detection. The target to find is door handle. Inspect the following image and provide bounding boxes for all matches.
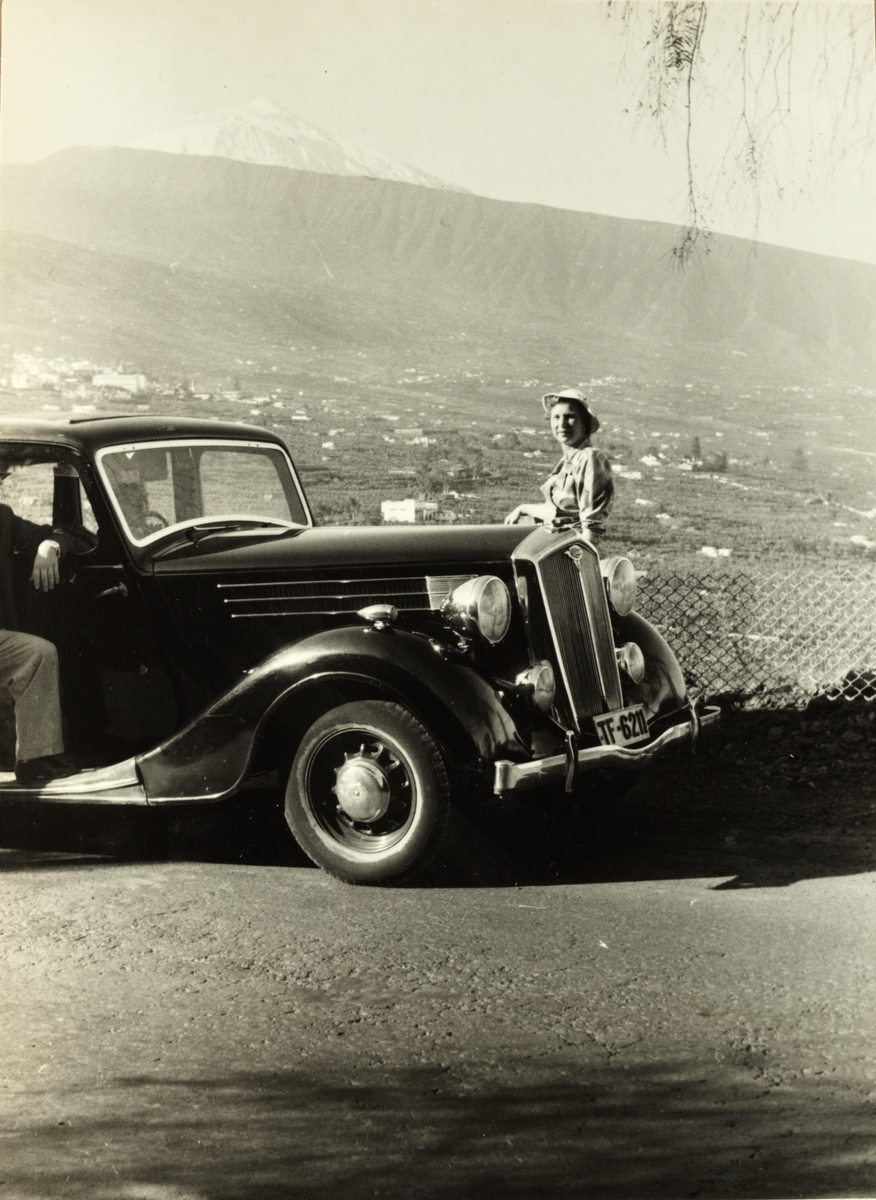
[96,582,128,599]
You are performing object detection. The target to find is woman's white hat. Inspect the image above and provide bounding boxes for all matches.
[541,387,600,432]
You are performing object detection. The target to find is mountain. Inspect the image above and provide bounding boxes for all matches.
[1,146,874,390]
[123,96,463,192]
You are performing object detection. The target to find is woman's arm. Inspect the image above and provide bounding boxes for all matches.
[504,502,553,525]
[571,449,614,540]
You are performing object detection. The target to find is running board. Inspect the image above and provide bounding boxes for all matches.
[0,758,147,804]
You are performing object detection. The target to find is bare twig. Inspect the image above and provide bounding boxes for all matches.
[604,1,874,263]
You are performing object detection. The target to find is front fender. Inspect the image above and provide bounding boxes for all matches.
[136,627,527,802]
[614,610,688,719]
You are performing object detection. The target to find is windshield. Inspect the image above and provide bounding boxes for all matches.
[96,439,310,545]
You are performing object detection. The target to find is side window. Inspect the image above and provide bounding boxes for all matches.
[0,458,100,546]
[0,462,56,526]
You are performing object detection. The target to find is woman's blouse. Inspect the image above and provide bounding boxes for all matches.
[539,444,614,539]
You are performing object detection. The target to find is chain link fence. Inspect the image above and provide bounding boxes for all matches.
[637,566,876,710]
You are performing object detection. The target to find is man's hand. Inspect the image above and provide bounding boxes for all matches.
[31,540,61,591]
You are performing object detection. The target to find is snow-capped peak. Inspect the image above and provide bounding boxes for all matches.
[123,97,465,192]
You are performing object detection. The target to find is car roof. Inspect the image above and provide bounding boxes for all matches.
[0,414,288,454]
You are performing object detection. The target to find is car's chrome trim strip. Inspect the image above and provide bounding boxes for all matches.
[221,588,428,603]
[493,705,721,793]
[216,573,478,616]
[228,608,425,618]
[216,575,429,589]
[217,575,473,606]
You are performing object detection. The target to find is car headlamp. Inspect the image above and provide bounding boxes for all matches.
[516,662,556,712]
[446,575,512,643]
[602,556,637,616]
[616,641,645,684]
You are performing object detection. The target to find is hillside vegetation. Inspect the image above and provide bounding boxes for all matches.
[1,148,874,569]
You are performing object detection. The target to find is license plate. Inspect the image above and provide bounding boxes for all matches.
[593,704,649,747]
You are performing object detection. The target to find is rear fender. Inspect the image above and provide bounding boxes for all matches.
[136,627,525,802]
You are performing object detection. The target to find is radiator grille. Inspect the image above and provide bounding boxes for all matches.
[537,545,621,726]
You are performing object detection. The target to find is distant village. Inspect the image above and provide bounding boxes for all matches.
[1,351,476,524]
[3,351,152,402]
[3,350,874,560]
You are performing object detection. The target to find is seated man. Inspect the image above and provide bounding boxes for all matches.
[102,454,153,539]
[0,500,73,785]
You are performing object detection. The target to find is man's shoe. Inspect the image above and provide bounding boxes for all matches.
[14,756,78,786]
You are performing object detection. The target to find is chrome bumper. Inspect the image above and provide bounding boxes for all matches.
[493,703,721,794]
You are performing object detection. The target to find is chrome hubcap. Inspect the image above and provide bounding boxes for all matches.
[332,744,394,822]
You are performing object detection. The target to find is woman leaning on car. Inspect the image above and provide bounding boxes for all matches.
[504,387,614,544]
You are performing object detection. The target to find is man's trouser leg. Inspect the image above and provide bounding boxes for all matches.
[0,630,64,762]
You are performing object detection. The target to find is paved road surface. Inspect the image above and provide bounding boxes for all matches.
[2,713,874,1199]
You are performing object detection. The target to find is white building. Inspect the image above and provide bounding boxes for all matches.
[92,373,148,394]
[381,499,438,524]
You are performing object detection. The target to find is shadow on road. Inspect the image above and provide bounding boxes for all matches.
[4,1057,873,1199]
[0,788,303,869]
[441,705,875,891]
[1,711,873,889]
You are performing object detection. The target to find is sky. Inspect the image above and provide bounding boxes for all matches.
[1,0,874,262]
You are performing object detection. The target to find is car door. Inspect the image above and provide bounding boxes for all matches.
[52,456,185,753]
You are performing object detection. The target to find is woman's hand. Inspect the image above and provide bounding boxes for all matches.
[506,503,550,526]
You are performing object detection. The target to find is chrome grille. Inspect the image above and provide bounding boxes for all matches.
[536,543,622,727]
[216,573,472,618]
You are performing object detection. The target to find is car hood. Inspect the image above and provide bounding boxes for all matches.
[151,522,532,576]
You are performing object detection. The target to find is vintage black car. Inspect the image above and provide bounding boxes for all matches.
[0,415,718,883]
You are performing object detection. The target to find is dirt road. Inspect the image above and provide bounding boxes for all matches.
[2,709,874,1199]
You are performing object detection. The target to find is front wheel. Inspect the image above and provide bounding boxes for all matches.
[284,700,451,885]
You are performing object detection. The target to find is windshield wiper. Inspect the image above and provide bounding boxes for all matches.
[149,520,303,560]
[185,519,300,544]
